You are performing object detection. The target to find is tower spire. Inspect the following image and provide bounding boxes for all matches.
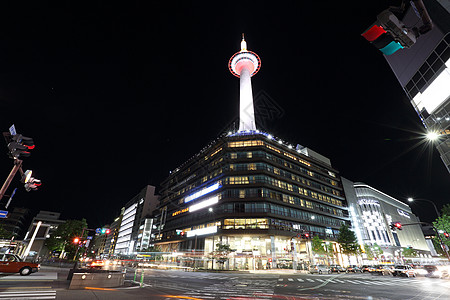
[241,33,247,52]
[228,36,261,132]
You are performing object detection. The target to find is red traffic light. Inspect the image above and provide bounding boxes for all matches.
[105,229,111,234]
[444,232,449,238]
[394,222,402,229]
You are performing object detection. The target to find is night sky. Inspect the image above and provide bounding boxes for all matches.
[0,1,449,229]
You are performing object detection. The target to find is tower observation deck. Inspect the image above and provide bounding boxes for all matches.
[229,35,261,132]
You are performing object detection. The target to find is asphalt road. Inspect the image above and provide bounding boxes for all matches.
[0,267,449,299]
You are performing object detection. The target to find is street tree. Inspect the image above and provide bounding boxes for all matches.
[402,247,417,257]
[311,235,326,255]
[46,219,88,259]
[336,223,360,256]
[212,243,232,269]
[441,204,450,216]
[432,215,450,254]
[0,224,12,239]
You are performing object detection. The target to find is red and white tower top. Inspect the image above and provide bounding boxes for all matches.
[229,35,261,132]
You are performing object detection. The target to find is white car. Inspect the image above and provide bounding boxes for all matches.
[392,265,417,277]
[309,264,331,274]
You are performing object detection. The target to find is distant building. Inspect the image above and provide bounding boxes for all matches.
[114,186,159,255]
[0,207,30,239]
[342,178,431,262]
[19,211,65,259]
[103,209,123,257]
[383,0,450,173]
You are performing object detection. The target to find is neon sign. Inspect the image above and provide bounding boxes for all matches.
[184,182,221,203]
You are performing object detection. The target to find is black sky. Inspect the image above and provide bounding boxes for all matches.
[0,1,449,228]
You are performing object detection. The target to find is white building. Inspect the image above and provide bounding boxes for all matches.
[342,178,431,261]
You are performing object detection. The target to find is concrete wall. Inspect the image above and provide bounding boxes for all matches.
[69,272,125,289]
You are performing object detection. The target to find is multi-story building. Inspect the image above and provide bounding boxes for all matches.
[103,210,123,257]
[114,185,159,255]
[19,211,65,259]
[0,207,29,239]
[153,38,349,270]
[342,178,431,262]
[382,0,450,172]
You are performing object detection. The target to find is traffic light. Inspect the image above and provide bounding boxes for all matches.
[98,228,110,235]
[390,222,403,231]
[7,134,35,159]
[24,177,41,192]
[21,170,33,183]
[444,232,449,239]
[361,9,417,56]
[73,237,80,243]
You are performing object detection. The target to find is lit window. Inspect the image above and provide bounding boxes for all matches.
[231,153,237,159]
[247,152,252,158]
[239,190,245,198]
[248,163,256,170]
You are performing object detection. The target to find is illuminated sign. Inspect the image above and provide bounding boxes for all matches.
[189,196,218,212]
[358,199,380,206]
[172,208,189,216]
[412,59,450,114]
[186,226,218,237]
[397,209,410,218]
[184,182,220,203]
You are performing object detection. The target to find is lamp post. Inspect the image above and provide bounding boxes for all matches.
[407,197,441,218]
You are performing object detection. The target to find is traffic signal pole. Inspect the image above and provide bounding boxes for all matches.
[0,159,22,203]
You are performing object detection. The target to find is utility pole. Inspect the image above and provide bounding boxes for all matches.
[0,159,22,202]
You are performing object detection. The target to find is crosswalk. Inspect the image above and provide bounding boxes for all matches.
[276,277,427,286]
[0,290,56,299]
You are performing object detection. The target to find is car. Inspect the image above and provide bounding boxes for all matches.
[88,260,105,269]
[421,265,450,278]
[391,265,417,277]
[346,265,362,273]
[361,265,371,273]
[309,264,331,274]
[370,264,393,276]
[329,265,346,273]
[0,253,40,276]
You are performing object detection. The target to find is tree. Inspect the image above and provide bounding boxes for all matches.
[441,204,450,216]
[45,219,88,259]
[0,224,12,239]
[212,243,232,269]
[311,235,326,255]
[432,215,450,254]
[402,247,417,257]
[336,224,360,256]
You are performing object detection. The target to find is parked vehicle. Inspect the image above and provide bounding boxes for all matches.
[0,254,40,276]
[361,265,371,273]
[309,264,331,274]
[391,265,417,277]
[346,265,362,273]
[329,265,346,273]
[370,264,393,275]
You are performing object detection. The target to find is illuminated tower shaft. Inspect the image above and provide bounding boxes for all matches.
[239,67,255,131]
[229,37,261,132]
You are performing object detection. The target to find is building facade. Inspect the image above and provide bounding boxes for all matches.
[342,178,431,262]
[19,211,65,259]
[383,0,450,172]
[154,133,349,270]
[114,185,159,255]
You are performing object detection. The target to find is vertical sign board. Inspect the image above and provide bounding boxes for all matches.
[9,124,16,136]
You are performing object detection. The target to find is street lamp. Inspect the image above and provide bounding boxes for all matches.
[407,197,441,218]
[425,131,440,141]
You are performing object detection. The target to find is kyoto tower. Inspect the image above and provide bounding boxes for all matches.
[229,35,261,132]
